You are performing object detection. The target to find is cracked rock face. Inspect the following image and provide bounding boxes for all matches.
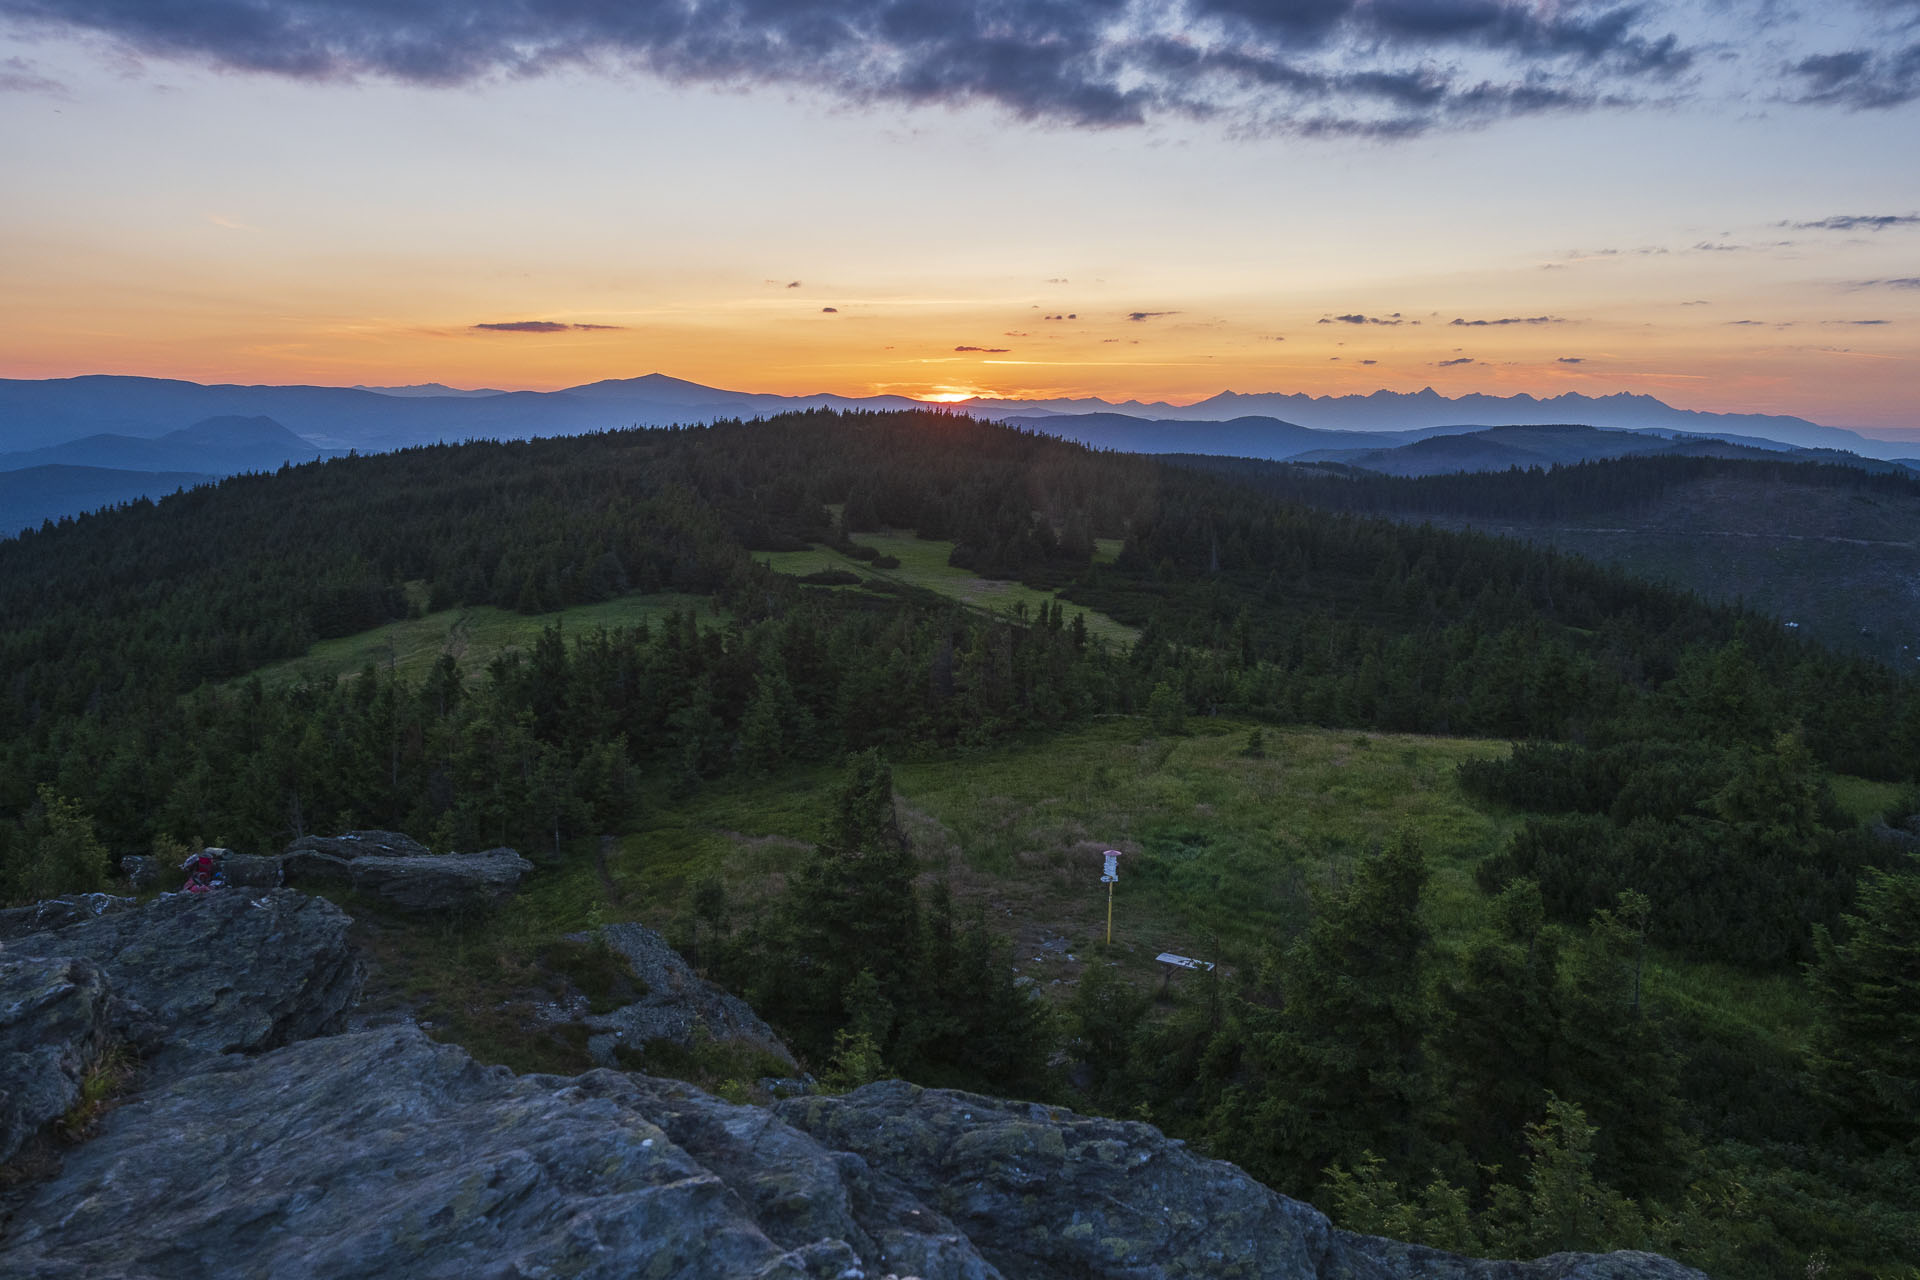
[0,955,109,1164]
[0,889,360,1070]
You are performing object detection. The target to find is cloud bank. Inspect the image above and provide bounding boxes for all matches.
[0,0,1768,136]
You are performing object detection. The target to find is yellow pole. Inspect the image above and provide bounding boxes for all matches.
[1107,879,1114,944]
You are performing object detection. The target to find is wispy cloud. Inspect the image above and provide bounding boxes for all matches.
[1782,213,1920,232]
[472,320,624,333]
[1855,277,1920,289]
[1127,311,1178,322]
[1321,313,1404,326]
[1557,356,1585,363]
[0,54,65,94]
[1435,356,1475,366]
[954,345,1009,352]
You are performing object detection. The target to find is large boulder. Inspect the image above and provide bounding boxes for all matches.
[0,1025,999,1280]
[283,829,432,866]
[0,955,109,1164]
[0,889,360,1068]
[583,922,797,1070]
[340,847,534,913]
[280,830,533,913]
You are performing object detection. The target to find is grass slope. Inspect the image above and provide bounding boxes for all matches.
[761,531,1137,647]
[246,591,720,688]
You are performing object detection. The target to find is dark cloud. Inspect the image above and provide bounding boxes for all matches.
[786,280,802,288]
[1727,319,1765,325]
[1449,315,1564,326]
[1044,313,1077,320]
[1321,312,1404,325]
[1787,44,1920,109]
[472,320,623,332]
[1359,358,1378,365]
[1784,213,1920,232]
[0,0,1704,136]
[1825,318,1892,325]
[1857,277,1920,289]
[821,306,838,313]
[1127,310,1178,321]
[953,344,1009,352]
[1435,356,1475,366]
[1557,356,1585,363]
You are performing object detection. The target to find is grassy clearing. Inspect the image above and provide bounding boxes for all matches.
[606,719,1519,996]
[246,591,720,689]
[759,530,1137,647]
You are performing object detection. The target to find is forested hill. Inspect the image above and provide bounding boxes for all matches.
[1,408,1915,854]
[1173,450,1920,666]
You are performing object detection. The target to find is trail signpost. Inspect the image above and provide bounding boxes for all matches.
[1100,850,1122,944]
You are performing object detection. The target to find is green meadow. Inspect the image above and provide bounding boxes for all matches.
[760,531,1137,647]
[244,591,721,689]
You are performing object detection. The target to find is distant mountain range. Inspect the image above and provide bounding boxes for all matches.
[1017,417,1919,477]
[5,372,1913,457]
[0,415,330,477]
[2,372,1915,534]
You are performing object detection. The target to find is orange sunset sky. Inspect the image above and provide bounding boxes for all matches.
[2,1,1916,430]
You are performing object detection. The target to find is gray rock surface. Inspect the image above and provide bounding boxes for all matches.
[0,1025,998,1280]
[0,889,359,1068]
[217,852,285,889]
[584,921,797,1070]
[0,894,139,943]
[0,955,108,1164]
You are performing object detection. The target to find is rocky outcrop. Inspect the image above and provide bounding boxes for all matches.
[0,956,108,1164]
[279,829,534,912]
[0,1025,1002,1280]
[584,922,797,1070]
[0,1020,1705,1280]
[0,895,1704,1280]
[775,1082,1701,1280]
[0,889,360,1069]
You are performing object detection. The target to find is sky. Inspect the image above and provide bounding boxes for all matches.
[0,1,1917,430]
